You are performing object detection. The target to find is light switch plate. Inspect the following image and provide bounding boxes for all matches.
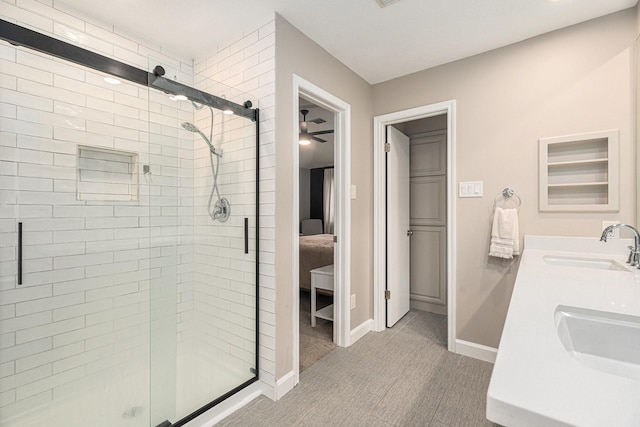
[351,185,357,200]
[459,181,483,198]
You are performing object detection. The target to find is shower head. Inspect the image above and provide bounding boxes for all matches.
[181,121,222,157]
[181,121,200,133]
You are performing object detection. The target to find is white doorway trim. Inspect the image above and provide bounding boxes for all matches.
[372,100,457,353]
[292,75,351,385]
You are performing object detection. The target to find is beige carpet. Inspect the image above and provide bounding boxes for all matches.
[299,290,336,372]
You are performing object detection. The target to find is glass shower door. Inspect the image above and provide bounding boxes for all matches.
[0,39,257,425]
[0,57,153,426]
[147,74,258,425]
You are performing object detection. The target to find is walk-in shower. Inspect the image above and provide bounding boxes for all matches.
[0,17,259,427]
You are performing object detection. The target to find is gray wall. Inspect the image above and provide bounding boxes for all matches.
[401,114,448,135]
[373,9,637,347]
[273,8,637,379]
[275,14,373,378]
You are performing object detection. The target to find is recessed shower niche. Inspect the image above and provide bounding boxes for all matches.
[76,146,139,202]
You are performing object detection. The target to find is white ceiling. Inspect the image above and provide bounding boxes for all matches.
[56,0,637,84]
[299,102,335,170]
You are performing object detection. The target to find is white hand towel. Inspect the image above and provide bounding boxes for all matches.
[489,207,520,259]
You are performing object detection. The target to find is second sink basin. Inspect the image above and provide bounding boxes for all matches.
[555,305,640,380]
[543,255,630,271]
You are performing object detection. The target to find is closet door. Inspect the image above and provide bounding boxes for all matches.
[409,130,447,313]
[410,227,446,306]
[410,176,445,227]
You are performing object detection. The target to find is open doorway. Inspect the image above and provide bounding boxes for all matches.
[298,99,336,371]
[387,115,448,339]
[373,101,456,352]
[292,75,351,385]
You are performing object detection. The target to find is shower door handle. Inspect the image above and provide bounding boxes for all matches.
[244,218,249,254]
[18,222,22,285]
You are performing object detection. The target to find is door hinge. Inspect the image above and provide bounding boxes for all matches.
[385,289,391,300]
[384,143,391,152]
[333,235,337,243]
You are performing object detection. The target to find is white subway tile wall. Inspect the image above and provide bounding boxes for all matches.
[189,88,257,379]
[194,17,276,393]
[0,44,163,422]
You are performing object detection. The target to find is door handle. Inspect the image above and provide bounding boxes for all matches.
[18,222,22,285]
[407,230,413,236]
[244,218,249,254]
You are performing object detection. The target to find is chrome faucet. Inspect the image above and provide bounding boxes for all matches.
[600,223,640,268]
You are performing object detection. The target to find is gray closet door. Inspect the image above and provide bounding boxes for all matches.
[410,226,446,306]
[409,129,447,311]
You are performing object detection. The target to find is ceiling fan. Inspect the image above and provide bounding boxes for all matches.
[299,109,334,145]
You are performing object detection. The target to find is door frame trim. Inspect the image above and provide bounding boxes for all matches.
[372,100,457,353]
[292,75,352,385]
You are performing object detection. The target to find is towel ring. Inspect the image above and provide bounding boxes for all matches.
[494,187,522,209]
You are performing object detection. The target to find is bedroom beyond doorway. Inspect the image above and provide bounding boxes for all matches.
[298,98,337,370]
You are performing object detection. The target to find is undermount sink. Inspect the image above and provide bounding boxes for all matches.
[543,255,630,271]
[555,305,640,380]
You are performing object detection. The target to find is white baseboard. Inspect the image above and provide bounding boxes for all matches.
[260,380,275,401]
[274,370,296,400]
[184,382,262,427]
[350,318,373,345]
[410,299,447,315]
[455,339,497,363]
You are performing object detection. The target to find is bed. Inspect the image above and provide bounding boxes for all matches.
[299,234,334,291]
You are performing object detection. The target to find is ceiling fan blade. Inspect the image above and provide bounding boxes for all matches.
[309,118,326,124]
[310,130,334,136]
[312,136,327,143]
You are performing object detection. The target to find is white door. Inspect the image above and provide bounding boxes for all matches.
[386,126,411,327]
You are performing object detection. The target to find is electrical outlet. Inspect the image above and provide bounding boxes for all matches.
[351,294,356,309]
[602,221,620,239]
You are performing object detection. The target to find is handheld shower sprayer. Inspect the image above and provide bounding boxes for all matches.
[181,122,222,157]
[181,106,230,222]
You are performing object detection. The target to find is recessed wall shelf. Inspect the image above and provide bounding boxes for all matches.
[547,158,609,167]
[76,146,139,202]
[539,130,619,212]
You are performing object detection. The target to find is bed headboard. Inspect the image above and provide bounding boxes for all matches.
[301,219,323,235]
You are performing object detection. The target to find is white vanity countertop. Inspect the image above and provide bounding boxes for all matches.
[487,235,640,427]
